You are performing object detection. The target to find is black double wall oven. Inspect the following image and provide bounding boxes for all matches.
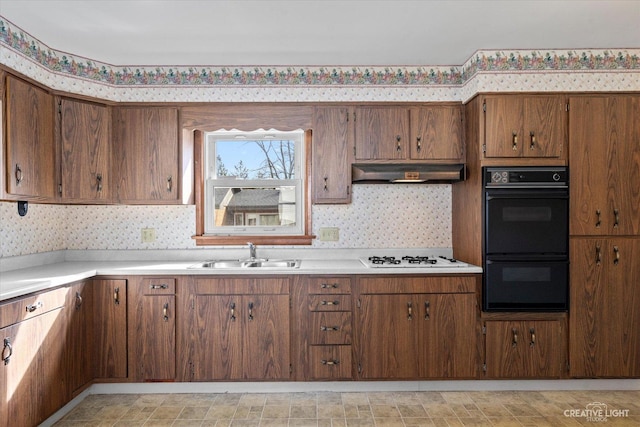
[483,167,569,312]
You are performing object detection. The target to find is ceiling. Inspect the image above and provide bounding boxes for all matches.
[1,0,639,67]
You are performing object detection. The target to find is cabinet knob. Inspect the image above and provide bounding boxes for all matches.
[75,292,83,310]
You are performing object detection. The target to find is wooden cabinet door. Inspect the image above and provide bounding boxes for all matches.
[421,293,477,378]
[92,279,127,379]
[355,107,409,160]
[312,106,353,204]
[570,95,640,236]
[485,320,563,378]
[483,96,524,157]
[570,238,640,377]
[0,307,66,427]
[4,75,56,199]
[358,294,420,379]
[59,97,111,201]
[65,281,94,394]
[194,294,290,380]
[136,295,176,380]
[523,96,566,158]
[242,294,290,379]
[410,106,464,161]
[113,106,179,202]
[484,95,565,158]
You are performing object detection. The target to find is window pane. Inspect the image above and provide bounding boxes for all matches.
[216,140,296,179]
[213,186,297,228]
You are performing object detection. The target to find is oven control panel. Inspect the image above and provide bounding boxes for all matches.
[485,167,568,186]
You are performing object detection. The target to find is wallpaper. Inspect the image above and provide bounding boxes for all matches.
[0,185,451,257]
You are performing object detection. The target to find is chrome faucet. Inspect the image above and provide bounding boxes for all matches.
[248,242,257,260]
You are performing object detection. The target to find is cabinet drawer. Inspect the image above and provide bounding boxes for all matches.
[308,345,352,379]
[307,277,352,294]
[0,286,67,328]
[308,295,352,311]
[141,277,176,295]
[308,312,352,345]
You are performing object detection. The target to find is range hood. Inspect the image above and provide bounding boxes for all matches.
[352,163,465,183]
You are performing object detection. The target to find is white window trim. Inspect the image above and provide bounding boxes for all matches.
[203,129,305,236]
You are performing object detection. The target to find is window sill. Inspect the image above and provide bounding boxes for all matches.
[192,234,316,246]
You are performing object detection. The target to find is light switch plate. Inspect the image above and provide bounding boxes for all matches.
[319,227,339,241]
[141,228,156,243]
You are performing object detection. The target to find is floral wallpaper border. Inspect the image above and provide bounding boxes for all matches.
[1,17,638,88]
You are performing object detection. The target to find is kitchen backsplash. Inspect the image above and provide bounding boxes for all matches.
[0,184,451,257]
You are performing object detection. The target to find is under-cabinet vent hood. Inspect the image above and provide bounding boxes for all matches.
[352,163,465,183]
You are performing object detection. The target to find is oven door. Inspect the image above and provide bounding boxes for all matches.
[485,189,568,255]
[483,257,569,312]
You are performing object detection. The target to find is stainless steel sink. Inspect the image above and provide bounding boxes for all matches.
[189,259,300,269]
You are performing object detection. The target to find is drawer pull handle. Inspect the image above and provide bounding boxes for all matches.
[230,302,236,322]
[321,283,339,289]
[167,175,173,192]
[407,301,413,320]
[512,131,518,151]
[613,208,619,228]
[596,209,601,228]
[320,326,340,332]
[529,131,536,150]
[2,338,12,365]
[150,284,169,290]
[512,328,519,347]
[26,301,43,313]
[529,328,536,347]
[424,300,430,320]
[321,300,339,306]
[114,287,120,305]
[613,246,620,265]
[96,173,103,192]
[596,244,602,266]
[321,359,340,366]
[248,302,254,321]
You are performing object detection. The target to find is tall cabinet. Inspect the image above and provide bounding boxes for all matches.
[568,95,640,377]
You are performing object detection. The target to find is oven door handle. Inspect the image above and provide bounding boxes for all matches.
[486,192,569,200]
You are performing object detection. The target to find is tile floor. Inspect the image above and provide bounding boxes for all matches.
[53,390,640,426]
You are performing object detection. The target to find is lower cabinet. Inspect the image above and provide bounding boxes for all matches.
[0,288,68,427]
[65,280,94,394]
[294,276,354,380]
[128,277,176,381]
[355,276,479,379]
[484,318,566,378]
[92,279,128,379]
[569,238,640,377]
[186,277,291,380]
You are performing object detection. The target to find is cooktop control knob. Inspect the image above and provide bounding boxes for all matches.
[553,173,561,181]
[491,171,508,184]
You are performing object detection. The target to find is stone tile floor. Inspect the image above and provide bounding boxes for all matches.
[53,390,640,426]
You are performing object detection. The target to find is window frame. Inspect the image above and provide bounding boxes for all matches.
[192,129,314,246]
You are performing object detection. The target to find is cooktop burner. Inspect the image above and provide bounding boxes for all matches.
[361,255,468,268]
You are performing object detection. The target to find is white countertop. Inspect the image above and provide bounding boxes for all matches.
[0,250,482,301]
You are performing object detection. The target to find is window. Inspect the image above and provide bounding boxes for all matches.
[204,129,305,236]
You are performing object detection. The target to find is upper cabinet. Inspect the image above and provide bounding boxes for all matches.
[311,106,354,204]
[4,75,57,200]
[112,106,181,203]
[58,97,112,202]
[483,95,567,159]
[354,105,464,162]
[410,106,464,161]
[355,107,410,160]
[569,95,640,236]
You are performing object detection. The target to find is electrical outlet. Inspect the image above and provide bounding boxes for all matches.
[319,227,339,241]
[141,228,156,243]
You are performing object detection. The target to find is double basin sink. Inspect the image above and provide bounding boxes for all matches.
[190,259,301,269]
